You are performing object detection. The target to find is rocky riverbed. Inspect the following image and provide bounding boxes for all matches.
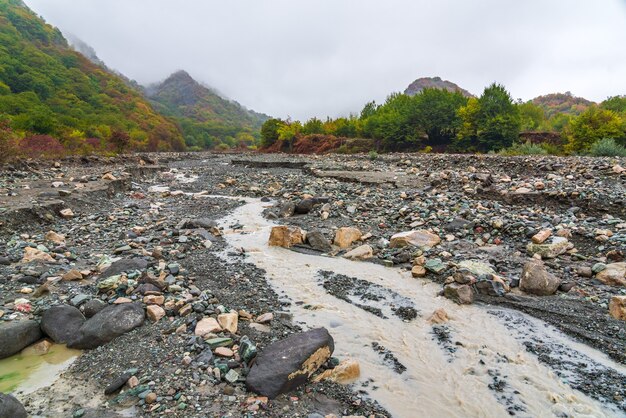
[0,152,625,417]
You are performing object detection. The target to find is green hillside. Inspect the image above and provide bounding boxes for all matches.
[146,70,269,150]
[0,0,185,157]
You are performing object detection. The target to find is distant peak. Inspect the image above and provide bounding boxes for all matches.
[165,70,196,83]
[404,76,473,97]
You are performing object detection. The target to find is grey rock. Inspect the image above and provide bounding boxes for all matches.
[0,320,43,360]
[278,202,295,218]
[69,303,145,349]
[246,328,334,399]
[100,258,148,279]
[0,393,27,418]
[295,198,316,214]
[41,305,86,344]
[104,372,133,395]
[82,299,106,318]
[306,231,332,252]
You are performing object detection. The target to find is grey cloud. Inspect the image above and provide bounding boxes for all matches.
[24,0,626,120]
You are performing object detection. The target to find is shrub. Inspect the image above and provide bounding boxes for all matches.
[21,135,66,158]
[0,120,19,163]
[499,141,548,156]
[368,150,379,160]
[588,138,626,157]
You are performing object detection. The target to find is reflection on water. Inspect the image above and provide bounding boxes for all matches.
[0,342,80,394]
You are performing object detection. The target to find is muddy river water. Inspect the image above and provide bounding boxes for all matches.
[216,196,626,418]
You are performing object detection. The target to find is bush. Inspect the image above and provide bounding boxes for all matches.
[21,135,66,158]
[588,138,626,157]
[368,150,378,160]
[499,141,548,156]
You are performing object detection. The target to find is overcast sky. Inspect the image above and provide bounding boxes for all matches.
[24,0,626,120]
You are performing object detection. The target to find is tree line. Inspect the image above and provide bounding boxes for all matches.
[261,83,626,156]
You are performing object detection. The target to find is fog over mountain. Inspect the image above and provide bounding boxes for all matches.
[24,0,626,120]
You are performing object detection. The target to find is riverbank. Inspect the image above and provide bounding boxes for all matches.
[1,152,625,417]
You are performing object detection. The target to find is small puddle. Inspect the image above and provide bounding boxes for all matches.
[0,344,80,395]
[212,196,626,418]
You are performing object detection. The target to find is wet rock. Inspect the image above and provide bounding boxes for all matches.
[62,269,83,281]
[457,260,496,277]
[306,230,332,252]
[526,237,569,259]
[0,393,27,418]
[333,227,362,249]
[609,296,626,321]
[577,266,593,278]
[428,308,450,324]
[595,263,626,287]
[256,313,274,324]
[343,245,373,261]
[312,359,360,384]
[443,283,474,304]
[41,305,86,344]
[277,202,296,218]
[69,303,145,349]
[295,198,316,214]
[104,371,133,395]
[246,328,334,399]
[60,208,74,218]
[218,312,238,334]
[195,317,222,336]
[146,305,166,322]
[45,231,65,245]
[100,258,148,279]
[0,320,43,359]
[531,229,552,244]
[268,226,305,248]
[22,247,55,263]
[444,218,471,232]
[475,279,506,297]
[425,258,447,274]
[183,218,218,229]
[82,299,106,318]
[520,260,560,296]
[389,230,441,249]
[411,265,426,278]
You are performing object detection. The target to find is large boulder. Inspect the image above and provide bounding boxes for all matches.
[526,237,569,259]
[0,320,43,360]
[246,328,334,399]
[333,227,362,249]
[596,263,626,287]
[41,305,86,344]
[520,260,560,296]
[268,226,305,248]
[0,393,27,418]
[390,230,441,249]
[68,303,145,349]
[100,258,148,279]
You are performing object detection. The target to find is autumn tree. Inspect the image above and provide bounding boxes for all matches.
[565,106,624,153]
[260,118,284,147]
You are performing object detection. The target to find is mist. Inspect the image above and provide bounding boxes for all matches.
[24,0,626,120]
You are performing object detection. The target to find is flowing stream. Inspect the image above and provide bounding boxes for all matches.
[215,196,626,418]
